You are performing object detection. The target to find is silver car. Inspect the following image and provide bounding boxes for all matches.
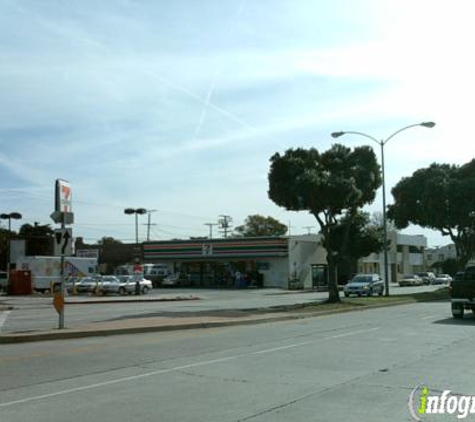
[343,274,384,297]
[103,275,152,295]
[432,273,453,285]
[75,276,102,293]
[399,274,423,287]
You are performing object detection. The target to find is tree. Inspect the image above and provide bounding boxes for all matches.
[328,211,385,263]
[387,160,475,266]
[234,214,288,237]
[98,237,123,245]
[19,223,54,256]
[0,227,15,271]
[268,144,382,302]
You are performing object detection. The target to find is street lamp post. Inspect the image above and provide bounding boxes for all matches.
[124,208,147,295]
[0,212,22,293]
[331,122,435,296]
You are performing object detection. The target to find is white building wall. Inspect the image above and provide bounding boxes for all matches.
[259,258,289,288]
[288,235,326,289]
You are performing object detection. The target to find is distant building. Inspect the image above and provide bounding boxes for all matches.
[358,231,427,283]
[424,244,457,270]
[75,237,140,274]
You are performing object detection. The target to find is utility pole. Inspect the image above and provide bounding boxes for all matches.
[287,220,295,237]
[303,226,314,235]
[218,215,233,238]
[145,210,157,242]
[204,223,218,239]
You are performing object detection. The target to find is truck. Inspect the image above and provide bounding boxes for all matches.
[15,256,99,293]
[449,265,475,318]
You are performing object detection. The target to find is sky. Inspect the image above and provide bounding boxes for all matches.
[0,0,474,247]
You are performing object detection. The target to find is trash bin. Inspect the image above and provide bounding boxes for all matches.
[10,270,32,295]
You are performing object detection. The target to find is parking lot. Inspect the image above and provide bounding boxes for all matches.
[0,283,442,334]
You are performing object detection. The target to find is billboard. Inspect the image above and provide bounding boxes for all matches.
[76,249,99,259]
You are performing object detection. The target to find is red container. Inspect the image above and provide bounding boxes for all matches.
[10,270,32,295]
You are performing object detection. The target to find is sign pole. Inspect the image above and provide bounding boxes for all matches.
[51,179,73,330]
[59,213,65,329]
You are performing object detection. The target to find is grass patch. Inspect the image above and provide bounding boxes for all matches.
[274,287,450,314]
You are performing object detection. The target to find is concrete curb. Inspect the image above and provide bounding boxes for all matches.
[0,299,425,344]
[65,296,200,305]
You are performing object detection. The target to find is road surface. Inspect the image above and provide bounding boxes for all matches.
[1,300,472,421]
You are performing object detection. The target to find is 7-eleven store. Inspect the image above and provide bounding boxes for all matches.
[143,235,328,289]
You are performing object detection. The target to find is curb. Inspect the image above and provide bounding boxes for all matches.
[65,296,200,305]
[0,299,422,344]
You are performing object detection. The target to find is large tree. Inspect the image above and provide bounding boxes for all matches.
[235,214,288,237]
[387,160,475,266]
[98,236,123,245]
[268,144,382,302]
[327,211,385,264]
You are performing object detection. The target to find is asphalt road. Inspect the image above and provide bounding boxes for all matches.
[1,300,473,421]
[0,285,442,333]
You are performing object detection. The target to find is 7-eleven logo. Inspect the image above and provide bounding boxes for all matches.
[58,181,72,212]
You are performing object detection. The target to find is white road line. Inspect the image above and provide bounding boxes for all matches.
[422,315,435,320]
[325,327,380,340]
[0,326,380,409]
[0,311,11,332]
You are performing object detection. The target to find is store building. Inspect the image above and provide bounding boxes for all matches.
[143,235,328,289]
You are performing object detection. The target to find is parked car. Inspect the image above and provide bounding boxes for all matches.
[433,273,453,285]
[343,274,384,297]
[75,276,102,293]
[161,273,180,287]
[105,275,152,295]
[100,275,122,294]
[399,274,423,287]
[417,272,436,285]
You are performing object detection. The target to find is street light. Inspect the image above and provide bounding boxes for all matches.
[124,208,147,244]
[1,212,22,293]
[331,122,435,296]
[124,208,147,295]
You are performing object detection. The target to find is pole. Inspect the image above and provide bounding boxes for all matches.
[59,215,65,329]
[135,213,139,244]
[205,223,217,239]
[381,141,390,296]
[7,218,11,294]
[147,212,151,242]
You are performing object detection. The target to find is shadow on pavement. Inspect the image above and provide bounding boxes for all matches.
[433,316,475,326]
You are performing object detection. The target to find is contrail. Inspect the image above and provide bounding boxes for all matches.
[191,0,248,142]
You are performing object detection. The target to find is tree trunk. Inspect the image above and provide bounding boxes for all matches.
[326,256,340,303]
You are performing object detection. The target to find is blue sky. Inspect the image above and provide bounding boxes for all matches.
[0,0,473,246]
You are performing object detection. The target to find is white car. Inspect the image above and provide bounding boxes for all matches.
[399,274,423,287]
[102,275,152,295]
[433,274,453,285]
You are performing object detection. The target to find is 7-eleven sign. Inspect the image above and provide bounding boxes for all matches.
[55,179,72,213]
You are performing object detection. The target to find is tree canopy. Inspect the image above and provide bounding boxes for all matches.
[387,160,475,266]
[234,215,288,237]
[268,144,382,302]
[98,236,123,245]
[19,223,54,256]
[327,211,385,262]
